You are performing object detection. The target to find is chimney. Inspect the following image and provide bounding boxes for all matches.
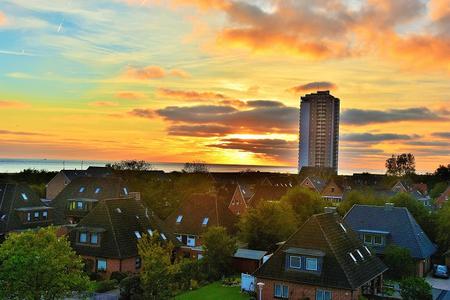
[324,207,337,214]
[385,203,394,210]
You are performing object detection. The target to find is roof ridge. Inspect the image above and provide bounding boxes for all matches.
[5,183,17,231]
[316,214,353,289]
[105,202,122,258]
[405,209,427,258]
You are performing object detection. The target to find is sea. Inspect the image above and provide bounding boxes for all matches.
[0,158,298,174]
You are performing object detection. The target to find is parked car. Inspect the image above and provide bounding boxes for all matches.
[433,265,449,279]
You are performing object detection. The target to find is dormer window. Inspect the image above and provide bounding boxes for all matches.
[91,233,98,244]
[123,187,128,195]
[42,211,48,220]
[21,193,28,200]
[147,229,153,236]
[176,215,183,224]
[77,201,84,210]
[79,232,88,243]
[289,256,301,269]
[79,187,85,193]
[95,187,101,194]
[33,211,39,220]
[202,217,209,226]
[305,257,318,271]
[160,233,167,240]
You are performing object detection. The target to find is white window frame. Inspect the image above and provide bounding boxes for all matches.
[274,283,289,298]
[316,289,332,300]
[289,255,302,269]
[364,234,372,244]
[187,235,196,247]
[176,235,182,241]
[373,235,383,246]
[42,211,48,219]
[97,259,107,272]
[305,257,318,271]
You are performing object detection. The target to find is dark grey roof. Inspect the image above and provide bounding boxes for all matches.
[234,248,267,260]
[344,204,437,259]
[61,170,88,180]
[68,198,179,259]
[255,212,387,290]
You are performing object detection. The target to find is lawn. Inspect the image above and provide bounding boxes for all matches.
[174,282,251,300]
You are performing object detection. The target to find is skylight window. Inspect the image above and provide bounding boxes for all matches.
[116,208,122,213]
[79,187,85,193]
[95,187,101,194]
[147,229,153,236]
[176,215,183,223]
[356,249,364,260]
[202,217,209,226]
[21,193,28,200]
[134,231,142,239]
[123,187,128,195]
[349,252,357,263]
[160,233,167,240]
[339,223,347,233]
[1,214,6,221]
[364,246,371,255]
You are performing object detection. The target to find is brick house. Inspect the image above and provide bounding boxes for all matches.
[254,211,387,300]
[300,177,345,204]
[51,176,130,225]
[68,197,178,278]
[436,186,450,209]
[344,204,437,277]
[165,193,237,259]
[0,182,53,241]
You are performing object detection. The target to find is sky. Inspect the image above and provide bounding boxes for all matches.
[0,0,449,174]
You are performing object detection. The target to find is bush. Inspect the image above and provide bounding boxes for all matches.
[222,277,240,286]
[110,271,128,283]
[95,279,118,293]
[400,277,432,300]
[383,245,415,279]
[190,279,199,290]
[120,275,143,300]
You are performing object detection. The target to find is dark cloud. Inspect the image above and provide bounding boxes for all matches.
[341,133,418,142]
[341,107,443,125]
[287,81,337,94]
[156,103,298,134]
[246,100,285,108]
[156,88,228,101]
[208,138,297,160]
[432,132,450,139]
[406,141,450,147]
[128,108,155,118]
[167,124,233,137]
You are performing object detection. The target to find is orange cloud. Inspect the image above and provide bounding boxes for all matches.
[89,101,119,107]
[123,65,166,80]
[0,100,28,108]
[172,0,229,10]
[429,0,450,21]
[156,88,228,101]
[116,91,145,100]
[0,11,6,26]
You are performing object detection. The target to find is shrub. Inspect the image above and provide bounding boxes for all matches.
[400,277,432,300]
[120,275,143,300]
[110,271,128,283]
[190,279,199,290]
[95,279,118,293]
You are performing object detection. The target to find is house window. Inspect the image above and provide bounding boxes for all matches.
[331,187,335,192]
[94,187,101,194]
[21,193,28,200]
[364,234,372,244]
[187,235,196,247]
[134,231,142,239]
[79,232,88,243]
[202,217,209,226]
[34,211,39,219]
[76,201,84,210]
[316,289,332,300]
[374,235,383,245]
[42,211,48,220]
[91,233,98,244]
[176,215,183,224]
[27,212,31,222]
[305,258,318,271]
[289,255,301,269]
[79,187,85,193]
[135,257,141,269]
[274,283,289,299]
[97,259,107,272]
[123,187,128,195]
[176,235,182,241]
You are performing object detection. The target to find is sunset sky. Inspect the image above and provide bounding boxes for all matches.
[0,0,449,174]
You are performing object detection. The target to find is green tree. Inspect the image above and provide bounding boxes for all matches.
[0,227,92,300]
[337,189,384,215]
[138,232,177,300]
[384,245,415,279]
[436,202,450,251]
[400,277,432,300]
[202,226,237,280]
[280,187,325,224]
[434,164,450,182]
[238,201,298,251]
[430,182,447,199]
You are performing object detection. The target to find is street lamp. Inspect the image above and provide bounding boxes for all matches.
[257,282,265,300]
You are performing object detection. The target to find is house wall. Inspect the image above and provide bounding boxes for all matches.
[321,182,343,198]
[46,172,69,200]
[256,278,360,300]
[82,255,138,278]
[232,258,260,274]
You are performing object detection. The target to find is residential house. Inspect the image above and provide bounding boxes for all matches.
[300,176,345,204]
[68,197,178,278]
[165,193,237,259]
[436,186,450,209]
[0,182,53,241]
[254,210,387,300]
[344,204,437,277]
[391,181,432,208]
[228,184,255,216]
[46,166,112,200]
[51,177,130,225]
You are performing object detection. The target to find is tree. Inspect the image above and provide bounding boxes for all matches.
[337,190,385,216]
[434,164,450,182]
[182,161,209,173]
[400,277,432,300]
[107,160,152,171]
[138,232,177,300]
[202,226,237,280]
[0,227,92,300]
[436,202,450,251]
[238,201,298,251]
[280,187,325,224]
[383,245,415,279]
[385,153,415,176]
[430,182,448,199]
